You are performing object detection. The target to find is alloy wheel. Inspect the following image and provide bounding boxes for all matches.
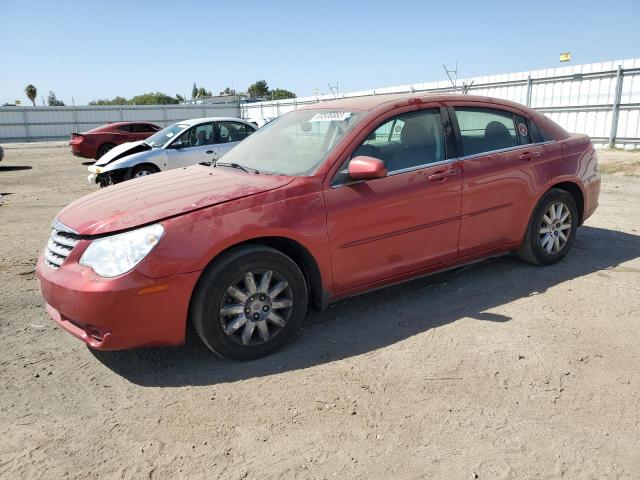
[219,270,294,346]
[539,201,572,254]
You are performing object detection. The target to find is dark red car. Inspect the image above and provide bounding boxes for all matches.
[37,94,600,360]
[69,121,161,159]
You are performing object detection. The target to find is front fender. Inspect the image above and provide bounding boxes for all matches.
[97,150,165,173]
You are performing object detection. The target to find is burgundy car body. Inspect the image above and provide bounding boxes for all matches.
[37,94,600,350]
[69,121,160,159]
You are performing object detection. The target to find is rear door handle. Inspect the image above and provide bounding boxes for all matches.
[206,150,214,154]
[519,151,541,161]
[428,168,459,181]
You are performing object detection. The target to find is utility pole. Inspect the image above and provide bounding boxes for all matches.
[327,81,339,98]
[443,63,458,93]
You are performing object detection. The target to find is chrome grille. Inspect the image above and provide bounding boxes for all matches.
[44,221,80,270]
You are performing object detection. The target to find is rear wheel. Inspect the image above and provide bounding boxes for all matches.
[517,188,578,265]
[191,245,308,360]
[96,143,115,159]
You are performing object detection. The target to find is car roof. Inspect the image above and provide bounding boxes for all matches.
[173,117,253,126]
[297,93,531,113]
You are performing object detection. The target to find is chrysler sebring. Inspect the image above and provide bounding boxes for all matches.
[36,94,600,360]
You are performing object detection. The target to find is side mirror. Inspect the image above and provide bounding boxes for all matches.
[171,139,186,149]
[348,156,387,181]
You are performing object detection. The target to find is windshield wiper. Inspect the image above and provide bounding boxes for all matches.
[215,161,259,174]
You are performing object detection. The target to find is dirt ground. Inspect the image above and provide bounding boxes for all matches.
[0,142,639,480]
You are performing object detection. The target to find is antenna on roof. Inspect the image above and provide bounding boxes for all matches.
[443,63,458,94]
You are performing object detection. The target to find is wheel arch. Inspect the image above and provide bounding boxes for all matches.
[192,236,327,315]
[547,181,585,225]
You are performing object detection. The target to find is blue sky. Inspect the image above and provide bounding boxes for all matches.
[1,0,638,105]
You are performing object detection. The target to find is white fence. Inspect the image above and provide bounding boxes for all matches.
[0,103,241,143]
[240,58,640,149]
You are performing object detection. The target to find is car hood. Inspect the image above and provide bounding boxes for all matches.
[95,140,151,166]
[57,166,294,235]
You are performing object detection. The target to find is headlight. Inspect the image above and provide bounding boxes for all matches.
[79,224,165,277]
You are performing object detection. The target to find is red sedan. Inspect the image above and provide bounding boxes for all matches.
[37,94,600,360]
[69,121,160,159]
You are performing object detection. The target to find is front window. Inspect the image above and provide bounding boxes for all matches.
[216,109,366,175]
[352,108,445,172]
[175,122,215,147]
[145,123,190,148]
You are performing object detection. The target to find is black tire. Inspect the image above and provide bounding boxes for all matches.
[190,245,308,360]
[517,188,579,265]
[96,143,115,159]
[130,164,160,178]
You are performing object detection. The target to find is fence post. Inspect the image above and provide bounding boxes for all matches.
[72,97,78,133]
[23,107,30,142]
[608,65,624,148]
[163,105,167,126]
[526,75,533,107]
[119,106,124,121]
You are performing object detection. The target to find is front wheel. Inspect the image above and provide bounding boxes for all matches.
[517,188,578,265]
[130,164,160,178]
[191,245,308,360]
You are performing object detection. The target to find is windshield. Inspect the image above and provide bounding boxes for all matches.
[145,123,190,147]
[217,109,366,175]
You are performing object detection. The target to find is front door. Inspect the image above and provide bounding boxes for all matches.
[324,107,462,292]
[165,122,218,169]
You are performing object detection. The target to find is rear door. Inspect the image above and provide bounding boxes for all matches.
[449,104,546,256]
[215,121,255,158]
[129,123,158,140]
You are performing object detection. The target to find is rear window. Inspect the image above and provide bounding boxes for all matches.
[117,124,132,132]
[454,107,518,156]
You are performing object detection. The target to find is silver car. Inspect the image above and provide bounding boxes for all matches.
[88,117,257,186]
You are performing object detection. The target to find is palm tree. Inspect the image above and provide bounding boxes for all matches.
[25,84,37,106]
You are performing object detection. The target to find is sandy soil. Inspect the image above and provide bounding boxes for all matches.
[0,143,639,480]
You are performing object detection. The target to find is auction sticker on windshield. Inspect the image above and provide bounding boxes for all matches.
[309,112,352,122]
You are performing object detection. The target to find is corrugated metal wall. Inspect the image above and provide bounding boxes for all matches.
[0,103,240,143]
[240,58,640,149]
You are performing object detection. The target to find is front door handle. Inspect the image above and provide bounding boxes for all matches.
[428,168,459,181]
[206,150,214,154]
[519,151,541,161]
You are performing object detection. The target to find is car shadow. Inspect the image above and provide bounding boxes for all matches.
[91,226,640,387]
[0,166,32,171]
[81,161,95,166]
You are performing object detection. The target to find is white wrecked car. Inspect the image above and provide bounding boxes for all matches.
[87,117,257,186]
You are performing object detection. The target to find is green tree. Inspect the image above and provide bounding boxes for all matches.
[89,96,128,106]
[47,91,65,106]
[175,94,185,103]
[248,80,269,98]
[24,84,37,106]
[129,92,179,105]
[192,82,198,99]
[196,87,211,98]
[270,88,296,100]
